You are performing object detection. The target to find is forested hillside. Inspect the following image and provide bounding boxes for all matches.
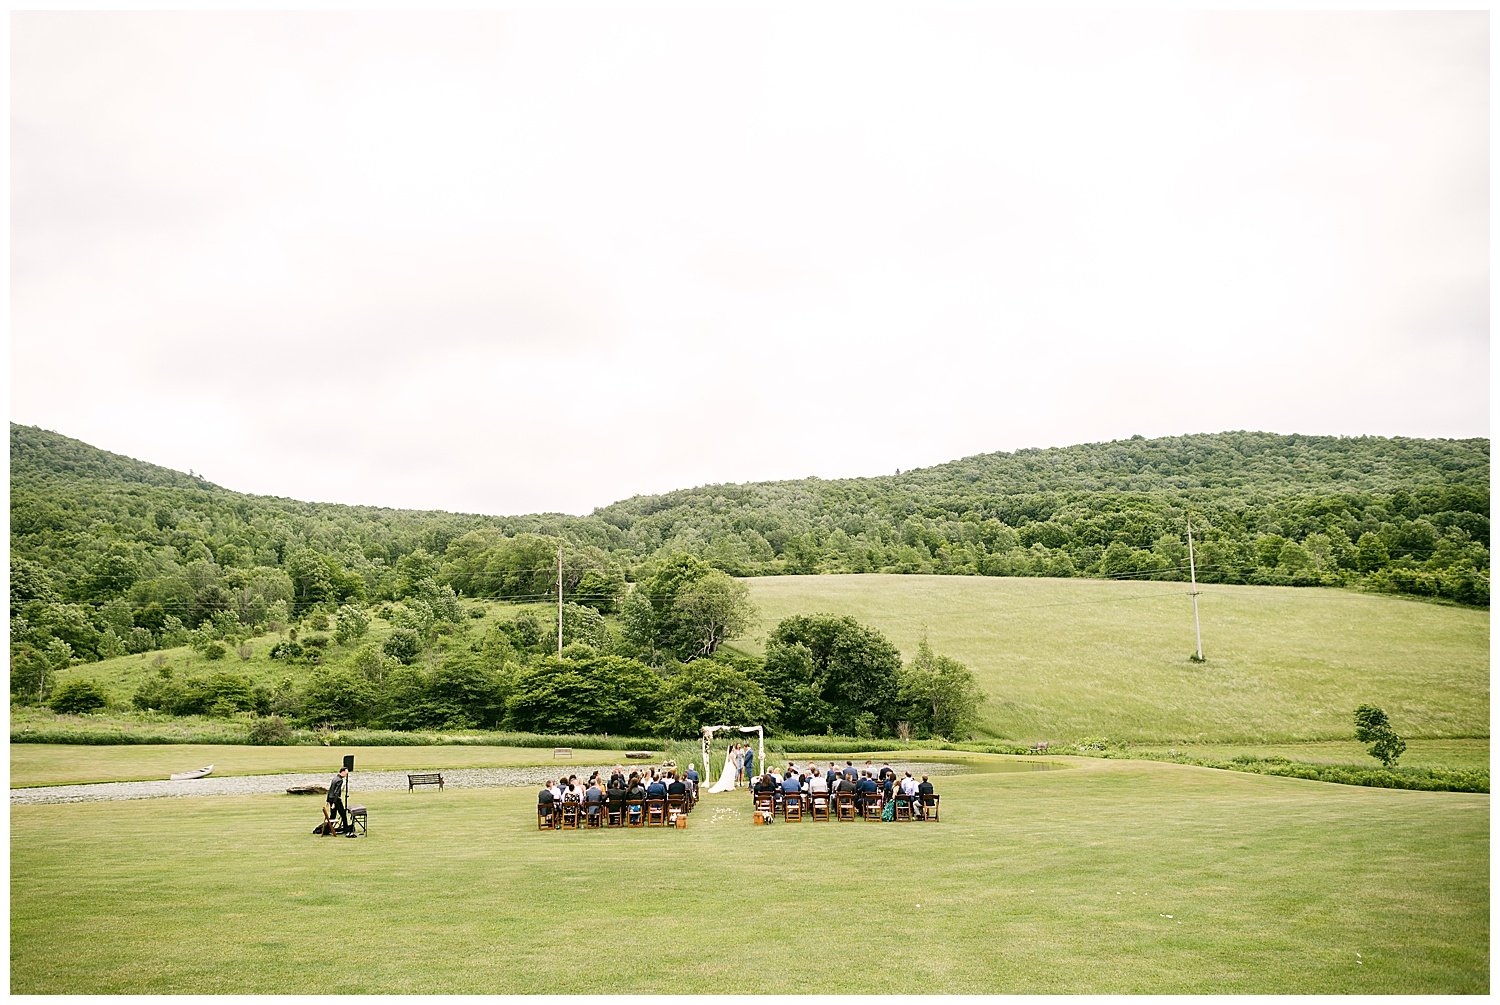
[10,424,1490,677]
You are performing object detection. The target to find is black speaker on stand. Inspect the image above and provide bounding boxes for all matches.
[342,755,366,836]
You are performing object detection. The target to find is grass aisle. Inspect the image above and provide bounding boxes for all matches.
[11,756,1486,994]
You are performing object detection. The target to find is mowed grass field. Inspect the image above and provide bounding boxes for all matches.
[738,576,1489,743]
[7,744,647,788]
[11,753,1487,994]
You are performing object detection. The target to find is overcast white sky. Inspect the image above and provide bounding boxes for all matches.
[10,10,1489,516]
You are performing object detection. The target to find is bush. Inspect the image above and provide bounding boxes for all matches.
[247,715,293,745]
[202,641,227,660]
[383,628,422,665]
[269,640,303,661]
[49,679,109,714]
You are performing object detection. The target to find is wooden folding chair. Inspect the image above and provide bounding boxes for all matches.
[559,802,580,829]
[835,792,855,821]
[626,798,645,828]
[862,794,882,821]
[893,795,913,821]
[810,794,830,821]
[754,791,775,823]
[537,802,556,830]
[784,794,803,822]
[666,795,685,826]
[645,798,667,827]
[922,795,940,822]
[606,795,625,828]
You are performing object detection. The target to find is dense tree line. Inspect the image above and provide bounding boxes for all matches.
[10,425,1488,677]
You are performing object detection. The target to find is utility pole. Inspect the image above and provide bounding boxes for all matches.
[557,542,564,658]
[1187,514,1204,661]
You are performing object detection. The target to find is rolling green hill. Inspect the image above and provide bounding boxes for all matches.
[736,575,1488,743]
[11,424,1489,680]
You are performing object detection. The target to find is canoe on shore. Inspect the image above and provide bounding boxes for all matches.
[169,765,213,781]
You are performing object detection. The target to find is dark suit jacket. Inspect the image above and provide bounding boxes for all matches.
[646,782,667,799]
[780,775,801,794]
[918,781,935,798]
[537,789,555,807]
[666,780,686,797]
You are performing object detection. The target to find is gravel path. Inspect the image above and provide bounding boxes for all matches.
[11,760,969,805]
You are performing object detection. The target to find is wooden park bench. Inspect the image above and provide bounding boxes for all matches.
[408,772,445,792]
[1029,741,1050,754]
[553,747,572,759]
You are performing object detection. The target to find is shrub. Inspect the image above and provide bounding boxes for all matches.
[49,679,109,714]
[247,715,293,745]
[383,628,422,665]
[202,641,227,660]
[335,604,371,646]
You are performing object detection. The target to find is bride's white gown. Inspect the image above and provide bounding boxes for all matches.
[707,752,738,793]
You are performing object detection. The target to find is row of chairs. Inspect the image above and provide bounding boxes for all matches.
[539,794,692,830]
[755,790,940,822]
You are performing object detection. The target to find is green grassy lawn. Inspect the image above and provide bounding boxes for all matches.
[738,575,1489,743]
[8,743,643,787]
[10,754,1486,994]
[1127,738,1491,771]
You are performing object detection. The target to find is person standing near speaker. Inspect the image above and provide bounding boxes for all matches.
[326,765,350,833]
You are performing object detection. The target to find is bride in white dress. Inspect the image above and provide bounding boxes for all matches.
[707,743,739,793]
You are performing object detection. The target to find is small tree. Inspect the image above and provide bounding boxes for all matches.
[382,627,423,665]
[49,678,109,714]
[335,604,371,646]
[1353,704,1407,768]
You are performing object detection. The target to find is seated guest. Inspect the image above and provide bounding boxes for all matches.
[584,779,604,820]
[900,771,919,799]
[646,774,668,800]
[537,781,557,825]
[843,761,858,782]
[605,783,626,820]
[808,768,828,794]
[917,774,935,818]
[607,769,625,791]
[685,763,700,788]
[625,778,647,823]
[856,770,879,810]
[781,770,801,795]
[666,772,687,799]
[549,778,565,803]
